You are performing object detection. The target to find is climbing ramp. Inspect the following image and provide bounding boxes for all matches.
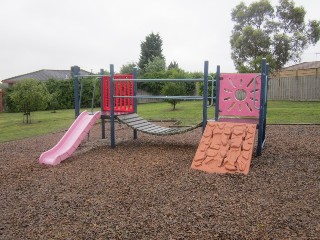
[117,113,202,136]
[191,121,257,175]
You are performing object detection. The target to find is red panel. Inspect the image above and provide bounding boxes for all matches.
[102,74,134,113]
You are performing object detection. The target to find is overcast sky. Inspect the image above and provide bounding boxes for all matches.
[1,0,319,80]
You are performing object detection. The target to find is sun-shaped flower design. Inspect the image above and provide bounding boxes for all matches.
[219,74,261,117]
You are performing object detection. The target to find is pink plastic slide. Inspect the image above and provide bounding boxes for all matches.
[39,111,101,166]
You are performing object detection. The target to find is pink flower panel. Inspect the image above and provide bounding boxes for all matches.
[219,73,261,118]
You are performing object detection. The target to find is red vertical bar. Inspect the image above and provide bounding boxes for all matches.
[127,78,131,112]
[114,80,117,111]
[103,76,110,111]
[128,80,132,111]
[118,79,122,111]
[126,80,129,111]
[120,80,124,111]
[108,76,111,111]
[124,80,127,111]
[102,76,106,111]
[118,80,121,111]
[130,78,134,112]
[115,80,118,111]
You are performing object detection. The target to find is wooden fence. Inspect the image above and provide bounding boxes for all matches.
[268,68,320,100]
[136,89,162,104]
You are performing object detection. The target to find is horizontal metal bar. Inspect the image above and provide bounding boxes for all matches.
[113,95,204,100]
[113,78,214,82]
[75,74,107,77]
[75,76,217,83]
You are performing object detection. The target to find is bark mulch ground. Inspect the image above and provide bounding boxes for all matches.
[0,123,319,239]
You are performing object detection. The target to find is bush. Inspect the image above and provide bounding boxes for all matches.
[44,78,101,111]
[161,82,187,110]
[9,79,50,123]
[138,68,197,96]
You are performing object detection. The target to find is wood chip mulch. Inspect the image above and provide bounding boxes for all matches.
[1,123,319,239]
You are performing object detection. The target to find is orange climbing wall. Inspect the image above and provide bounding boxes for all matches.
[191,121,257,175]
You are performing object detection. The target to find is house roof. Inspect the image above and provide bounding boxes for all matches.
[1,69,91,84]
[282,61,320,71]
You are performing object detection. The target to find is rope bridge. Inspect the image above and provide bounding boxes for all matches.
[117,113,202,136]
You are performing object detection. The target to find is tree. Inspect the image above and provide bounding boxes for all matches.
[138,32,165,73]
[0,83,11,112]
[161,82,186,110]
[168,61,179,70]
[9,79,51,123]
[139,56,167,95]
[166,68,196,96]
[144,56,166,73]
[120,62,137,74]
[230,0,320,72]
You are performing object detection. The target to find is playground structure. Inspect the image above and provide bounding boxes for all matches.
[39,62,210,165]
[75,62,211,149]
[191,59,268,174]
[39,59,269,174]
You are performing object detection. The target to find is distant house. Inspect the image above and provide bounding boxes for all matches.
[281,61,320,71]
[269,61,320,100]
[1,69,91,87]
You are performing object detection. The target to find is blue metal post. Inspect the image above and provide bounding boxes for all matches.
[215,65,220,121]
[72,66,80,119]
[100,69,106,139]
[133,67,138,140]
[262,63,269,142]
[257,58,267,156]
[202,61,209,132]
[110,64,116,148]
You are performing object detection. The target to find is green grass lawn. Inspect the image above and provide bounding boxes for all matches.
[267,101,320,124]
[0,101,319,143]
[138,101,214,125]
[0,109,77,143]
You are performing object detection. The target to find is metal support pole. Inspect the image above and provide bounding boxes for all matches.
[211,75,214,106]
[110,64,116,148]
[100,69,106,139]
[257,58,267,156]
[215,65,220,121]
[202,61,209,132]
[133,67,138,140]
[72,66,80,119]
[262,63,269,143]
